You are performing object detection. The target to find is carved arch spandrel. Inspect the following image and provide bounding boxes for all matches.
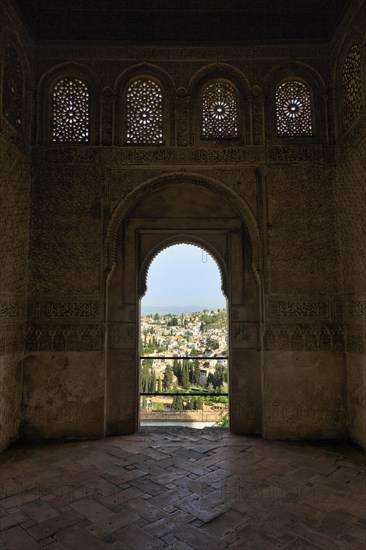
[106,173,261,277]
[138,236,229,299]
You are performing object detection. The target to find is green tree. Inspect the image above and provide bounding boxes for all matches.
[186,398,194,410]
[172,395,184,411]
[163,365,173,390]
[173,359,182,385]
[141,359,152,392]
[193,359,200,385]
[150,368,156,393]
[182,360,189,388]
[195,396,204,410]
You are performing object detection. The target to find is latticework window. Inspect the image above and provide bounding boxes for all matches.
[276,80,313,137]
[202,81,238,139]
[342,45,362,131]
[3,43,23,128]
[126,79,163,144]
[52,78,89,142]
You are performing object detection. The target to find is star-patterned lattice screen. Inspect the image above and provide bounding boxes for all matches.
[126,79,163,144]
[52,78,90,142]
[342,45,363,132]
[3,43,23,129]
[202,81,238,139]
[276,80,313,137]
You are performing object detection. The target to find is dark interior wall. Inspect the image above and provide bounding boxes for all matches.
[332,0,366,449]
[0,0,364,451]
[0,0,33,451]
[22,35,349,444]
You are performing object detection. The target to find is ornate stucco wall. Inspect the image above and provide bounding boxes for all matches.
[0,0,365,450]
[332,0,366,449]
[0,0,33,451]
[24,39,349,444]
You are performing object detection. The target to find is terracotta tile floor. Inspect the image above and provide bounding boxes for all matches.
[0,427,365,549]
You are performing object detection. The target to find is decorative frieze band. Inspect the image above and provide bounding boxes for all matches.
[268,300,329,319]
[0,301,22,318]
[36,145,325,166]
[39,300,100,319]
[348,301,366,317]
[25,324,103,352]
[0,325,25,354]
[267,145,323,162]
[265,323,365,354]
[1,322,363,355]
[38,43,329,61]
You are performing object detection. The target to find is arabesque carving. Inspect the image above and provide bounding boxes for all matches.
[269,300,329,318]
[39,300,100,319]
[267,146,323,162]
[265,323,346,352]
[348,301,366,317]
[26,325,103,352]
[0,301,21,318]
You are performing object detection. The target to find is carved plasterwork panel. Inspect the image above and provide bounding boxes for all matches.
[0,325,25,354]
[348,301,366,318]
[202,81,238,139]
[0,134,30,294]
[27,299,101,322]
[2,43,23,130]
[26,325,103,352]
[52,78,90,143]
[268,300,329,319]
[275,80,313,137]
[266,164,339,294]
[342,45,363,132]
[126,79,163,144]
[29,164,102,294]
[265,323,346,352]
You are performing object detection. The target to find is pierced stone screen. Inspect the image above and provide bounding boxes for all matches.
[202,81,238,139]
[3,43,23,129]
[52,78,89,142]
[342,45,362,132]
[276,80,313,137]
[126,79,163,144]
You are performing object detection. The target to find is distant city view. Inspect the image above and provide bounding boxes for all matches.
[140,244,228,426]
[140,308,228,425]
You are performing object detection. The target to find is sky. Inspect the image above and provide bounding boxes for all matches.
[142,244,226,311]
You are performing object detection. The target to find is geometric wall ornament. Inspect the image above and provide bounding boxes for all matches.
[275,80,313,137]
[52,77,90,142]
[202,81,238,139]
[2,43,23,129]
[126,78,163,144]
[342,44,363,132]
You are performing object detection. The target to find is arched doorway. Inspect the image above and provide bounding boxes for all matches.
[139,242,228,427]
[105,174,262,436]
